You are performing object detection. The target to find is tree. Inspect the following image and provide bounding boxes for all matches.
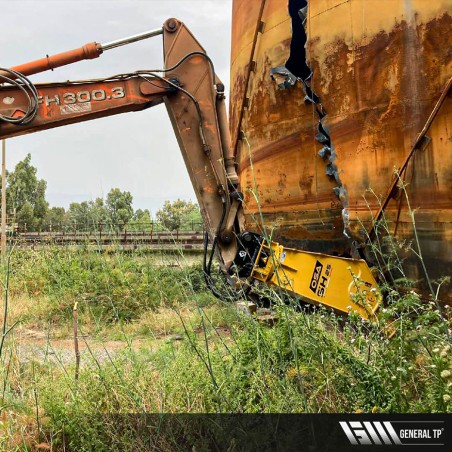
[106,188,133,228]
[43,207,67,231]
[156,199,201,230]
[129,209,152,232]
[66,198,110,232]
[5,154,48,230]
[67,201,92,231]
[90,197,109,228]
[16,201,34,231]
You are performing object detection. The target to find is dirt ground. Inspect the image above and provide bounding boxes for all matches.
[11,328,175,366]
[10,324,232,367]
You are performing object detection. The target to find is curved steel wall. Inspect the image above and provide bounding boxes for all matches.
[230,0,452,299]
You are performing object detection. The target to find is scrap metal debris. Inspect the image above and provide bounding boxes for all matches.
[270,66,297,89]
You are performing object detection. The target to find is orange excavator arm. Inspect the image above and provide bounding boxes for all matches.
[0,19,241,281]
[0,77,174,138]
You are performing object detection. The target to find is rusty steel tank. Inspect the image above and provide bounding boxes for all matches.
[230,0,452,300]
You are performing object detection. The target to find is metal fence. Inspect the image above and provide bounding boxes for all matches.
[13,221,205,235]
[12,227,206,251]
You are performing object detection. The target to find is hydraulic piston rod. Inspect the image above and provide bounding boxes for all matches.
[100,27,163,51]
[5,27,163,79]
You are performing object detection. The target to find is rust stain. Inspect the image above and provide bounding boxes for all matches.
[231,0,452,299]
[238,131,301,172]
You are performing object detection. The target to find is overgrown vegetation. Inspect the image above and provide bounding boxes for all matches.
[0,240,450,449]
[8,247,209,326]
[0,181,451,450]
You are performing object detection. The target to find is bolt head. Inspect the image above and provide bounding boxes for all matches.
[165,19,179,32]
[220,232,233,244]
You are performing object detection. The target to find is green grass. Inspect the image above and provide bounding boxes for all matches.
[0,240,451,450]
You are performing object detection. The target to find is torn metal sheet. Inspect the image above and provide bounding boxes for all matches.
[318,145,331,160]
[298,6,308,24]
[270,66,298,89]
[283,0,352,237]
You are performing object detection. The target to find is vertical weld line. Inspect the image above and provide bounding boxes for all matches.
[233,0,267,153]
[362,0,366,41]
[349,0,360,111]
[344,0,355,234]
[313,103,323,224]
[347,0,356,115]
[307,2,321,219]
[349,0,355,65]
[359,0,366,108]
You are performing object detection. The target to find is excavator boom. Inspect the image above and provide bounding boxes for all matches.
[0,77,174,139]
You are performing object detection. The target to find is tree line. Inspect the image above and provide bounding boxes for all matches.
[0,154,202,232]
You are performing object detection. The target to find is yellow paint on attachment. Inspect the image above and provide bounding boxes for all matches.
[252,240,381,320]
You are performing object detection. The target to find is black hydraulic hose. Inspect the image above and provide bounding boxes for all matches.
[0,68,39,125]
[202,199,231,300]
[203,233,227,300]
[141,51,217,87]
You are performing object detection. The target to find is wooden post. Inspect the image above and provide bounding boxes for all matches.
[1,140,6,264]
[73,301,80,382]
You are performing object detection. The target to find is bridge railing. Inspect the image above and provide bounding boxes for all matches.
[10,221,206,248]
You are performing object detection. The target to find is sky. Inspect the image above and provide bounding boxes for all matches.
[1,0,233,215]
